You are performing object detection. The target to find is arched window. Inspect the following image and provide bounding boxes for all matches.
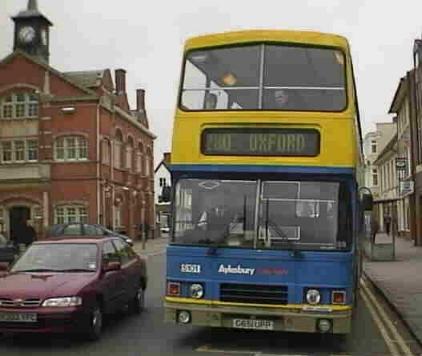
[114,130,123,169]
[136,142,144,174]
[126,136,134,171]
[145,147,152,177]
[101,139,111,165]
[0,92,39,119]
[55,136,88,161]
[54,205,88,224]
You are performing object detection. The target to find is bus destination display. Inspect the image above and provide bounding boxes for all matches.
[201,128,320,156]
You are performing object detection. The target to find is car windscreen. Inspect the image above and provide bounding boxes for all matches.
[11,243,98,272]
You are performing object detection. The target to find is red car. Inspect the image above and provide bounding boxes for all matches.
[0,236,147,340]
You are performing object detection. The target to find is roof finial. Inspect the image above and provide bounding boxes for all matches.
[28,0,38,11]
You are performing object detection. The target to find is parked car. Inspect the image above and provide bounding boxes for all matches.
[46,223,133,246]
[0,234,17,264]
[0,236,147,340]
[160,226,170,233]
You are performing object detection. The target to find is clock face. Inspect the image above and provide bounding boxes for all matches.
[41,29,47,46]
[19,26,36,44]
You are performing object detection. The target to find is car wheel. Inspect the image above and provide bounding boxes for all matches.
[130,286,145,314]
[86,303,103,341]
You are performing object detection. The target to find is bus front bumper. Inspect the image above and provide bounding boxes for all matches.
[164,298,352,334]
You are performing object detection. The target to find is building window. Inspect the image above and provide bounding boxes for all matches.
[14,140,25,161]
[371,140,377,153]
[136,150,142,173]
[145,149,152,177]
[159,178,166,187]
[1,142,12,163]
[27,140,38,161]
[137,143,144,175]
[55,136,88,161]
[0,140,39,163]
[114,130,123,169]
[101,139,111,165]
[54,205,88,224]
[372,168,378,186]
[126,137,134,171]
[0,92,39,119]
[114,205,122,228]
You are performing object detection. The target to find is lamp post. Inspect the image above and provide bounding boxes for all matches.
[141,198,146,250]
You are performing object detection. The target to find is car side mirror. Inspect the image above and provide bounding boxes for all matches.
[102,261,121,273]
[127,239,134,246]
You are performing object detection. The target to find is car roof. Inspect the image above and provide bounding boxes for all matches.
[36,235,119,245]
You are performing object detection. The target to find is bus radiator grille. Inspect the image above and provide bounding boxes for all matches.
[220,283,288,305]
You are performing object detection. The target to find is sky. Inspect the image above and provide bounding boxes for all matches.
[1,0,422,164]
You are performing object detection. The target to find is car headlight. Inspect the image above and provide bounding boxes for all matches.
[42,296,82,307]
[306,289,321,305]
[190,283,204,299]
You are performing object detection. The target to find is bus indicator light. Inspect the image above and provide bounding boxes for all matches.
[167,282,181,297]
[332,291,346,304]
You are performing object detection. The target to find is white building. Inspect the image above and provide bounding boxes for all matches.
[389,76,413,237]
[154,152,171,232]
[363,122,396,199]
[373,134,398,232]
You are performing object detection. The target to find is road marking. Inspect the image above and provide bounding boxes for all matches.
[360,277,414,356]
[196,345,350,355]
[196,344,253,354]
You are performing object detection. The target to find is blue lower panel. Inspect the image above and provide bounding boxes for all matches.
[166,246,355,305]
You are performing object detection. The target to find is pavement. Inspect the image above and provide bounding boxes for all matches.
[364,232,422,345]
[132,234,168,257]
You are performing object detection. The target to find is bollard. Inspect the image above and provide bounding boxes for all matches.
[142,229,146,250]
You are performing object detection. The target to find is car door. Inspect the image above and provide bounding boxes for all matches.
[100,241,126,313]
[112,239,139,302]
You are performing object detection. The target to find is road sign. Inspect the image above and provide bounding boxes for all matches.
[395,157,407,170]
[399,180,414,196]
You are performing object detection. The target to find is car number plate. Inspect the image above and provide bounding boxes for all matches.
[0,312,37,323]
[232,318,274,330]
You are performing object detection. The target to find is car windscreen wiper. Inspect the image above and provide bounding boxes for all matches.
[14,268,60,272]
[55,268,96,272]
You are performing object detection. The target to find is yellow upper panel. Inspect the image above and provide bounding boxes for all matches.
[184,30,350,51]
[172,30,360,169]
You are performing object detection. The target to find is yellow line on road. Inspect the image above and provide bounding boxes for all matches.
[361,279,413,356]
[360,290,400,356]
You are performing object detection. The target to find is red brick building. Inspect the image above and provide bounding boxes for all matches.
[0,0,156,241]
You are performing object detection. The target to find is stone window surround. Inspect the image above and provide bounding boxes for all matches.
[0,91,39,120]
[0,138,39,164]
[54,133,88,162]
[53,201,89,224]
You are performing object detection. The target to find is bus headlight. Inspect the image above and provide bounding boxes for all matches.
[190,283,204,299]
[306,289,321,305]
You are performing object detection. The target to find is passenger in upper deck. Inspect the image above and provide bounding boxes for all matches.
[273,89,289,108]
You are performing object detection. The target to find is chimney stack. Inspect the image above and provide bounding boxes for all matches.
[115,69,126,95]
[136,89,145,112]
[163,152,171,164]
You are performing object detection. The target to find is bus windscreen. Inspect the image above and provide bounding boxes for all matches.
[181,44,346,112]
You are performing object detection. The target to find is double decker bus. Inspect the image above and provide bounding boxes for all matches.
[164,30,371,335]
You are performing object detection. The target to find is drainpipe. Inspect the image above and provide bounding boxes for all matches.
[96,104,100,224]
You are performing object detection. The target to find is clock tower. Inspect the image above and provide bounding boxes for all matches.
[12,0,53,63]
